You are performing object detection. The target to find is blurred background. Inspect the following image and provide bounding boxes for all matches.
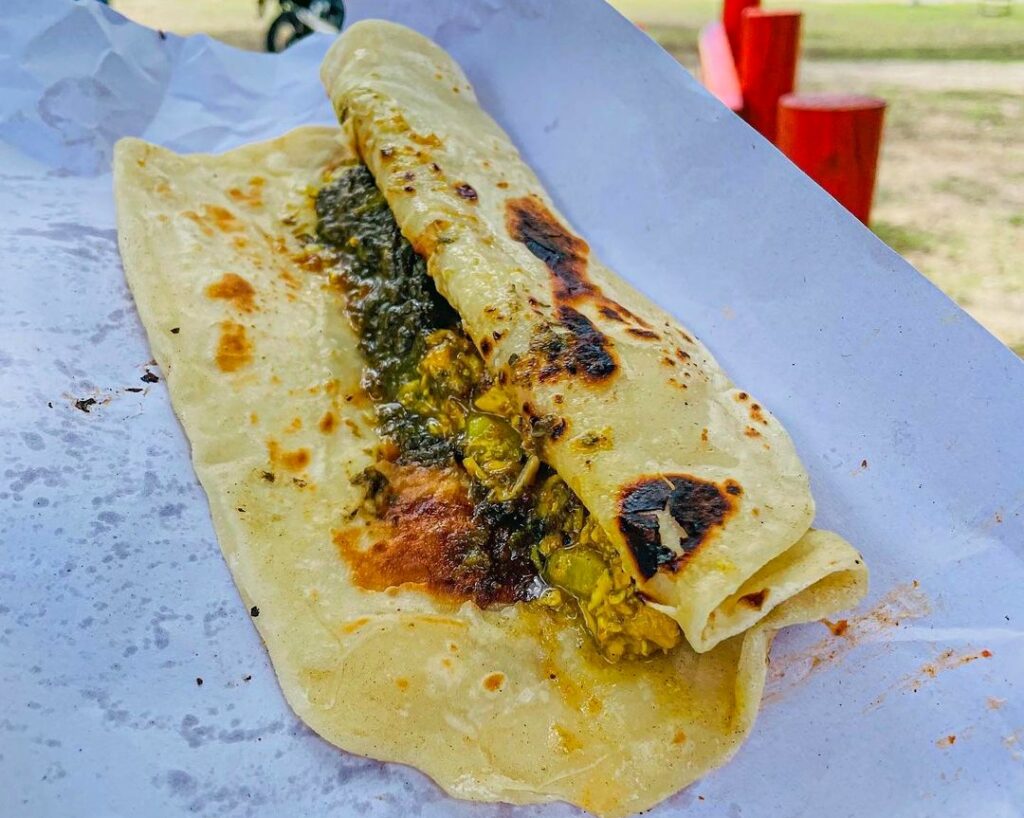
[113,0,1024,357]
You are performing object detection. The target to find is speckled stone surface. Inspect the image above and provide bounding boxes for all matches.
[2,1,1024,817]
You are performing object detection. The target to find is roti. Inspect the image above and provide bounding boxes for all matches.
[320,20,865,653]
[113,20,867,817]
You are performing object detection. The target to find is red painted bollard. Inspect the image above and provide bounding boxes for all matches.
[777,93,886,224]
[723,0,760,59]
[698,21,743,112]
[739,9,801,143]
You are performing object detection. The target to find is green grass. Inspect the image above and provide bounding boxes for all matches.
[801,4,1024,61]
[872,221,936,255]
[621,2,1024,62]
[858,87,1023,147]
[933,175,997,204]
[943,91,1014,127]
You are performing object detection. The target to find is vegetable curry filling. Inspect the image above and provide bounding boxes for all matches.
[316,165,680,661]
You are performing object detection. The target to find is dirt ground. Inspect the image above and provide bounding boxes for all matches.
[112,0,1024,355]
[803,62,1024,353]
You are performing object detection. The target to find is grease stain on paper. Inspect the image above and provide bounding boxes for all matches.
[1004,730,1024,762]
[905,648,993,692]
[866,646,995,712]
[764,581,932,703]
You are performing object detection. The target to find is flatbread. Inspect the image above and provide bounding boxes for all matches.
[113,23,867,816]
[321,20,866,652]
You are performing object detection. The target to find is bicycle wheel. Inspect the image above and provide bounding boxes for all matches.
[266,11,309,53]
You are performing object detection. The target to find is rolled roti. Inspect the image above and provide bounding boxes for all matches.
[321,21,866,653]
[113,20,867,818]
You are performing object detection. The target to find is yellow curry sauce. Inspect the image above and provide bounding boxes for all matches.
[314,165,679,661]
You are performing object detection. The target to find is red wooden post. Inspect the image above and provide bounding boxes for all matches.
[777,93,886,224]
[723,0,760,59]
[739,9,801,142]
[698,21,743,112]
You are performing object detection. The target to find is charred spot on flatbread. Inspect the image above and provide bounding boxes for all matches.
[335,465,538,606]
[738,589,768,610]
[454,182,478,202]
[318,411,337,433]
[183,204,244,236]
[267,440,312,474]
[598,300,651,329]
[505,195,596,304]
[515,307,617,385]
[553,306,616,381]
[626,327,660,340]
[226,176,265,208]
[505,197,657,342]
[598,305,626,323]
[617,476,741,578]
[215,321,253,372]
[205,272,256,313]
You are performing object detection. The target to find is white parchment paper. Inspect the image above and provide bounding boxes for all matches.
[1,1,1022,816]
